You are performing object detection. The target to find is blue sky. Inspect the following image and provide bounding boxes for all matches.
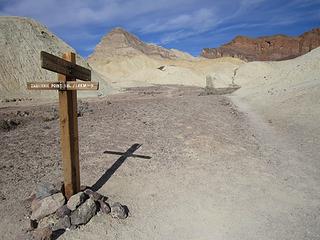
[0,0,319,57]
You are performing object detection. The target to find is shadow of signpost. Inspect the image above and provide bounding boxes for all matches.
[91,143,151,192]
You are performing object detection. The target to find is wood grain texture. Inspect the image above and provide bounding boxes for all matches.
[58,52,80,199]
[41,51,91,81]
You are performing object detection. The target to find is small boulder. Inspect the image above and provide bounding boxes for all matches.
[35,182,60,200]
[32,227,52,240]
[67,192,85,211]
[110,202,128,219]
[84,189,104,201]
[70,198,96,225]
[55,205,71,218]
[98,200,111,214]
[52,215,71,231]
[31,193,65,221]
[37,214,59,229]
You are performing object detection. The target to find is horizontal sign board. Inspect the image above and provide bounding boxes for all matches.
[27,81,99,90]
[41,51,91,81]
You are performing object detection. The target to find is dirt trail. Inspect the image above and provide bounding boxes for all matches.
[0,85,319,240]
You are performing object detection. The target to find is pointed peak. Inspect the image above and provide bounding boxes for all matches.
[107,27,138,39]
[89,27,193,61]
[110,27,130,34]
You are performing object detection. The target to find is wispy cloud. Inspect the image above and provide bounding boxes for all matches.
[159,30,197,44]
[0,0,198,28]
[141,8,217,34]
[140,8,219,44]
[0,0,319,57]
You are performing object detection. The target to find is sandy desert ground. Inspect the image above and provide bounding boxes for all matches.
[0,84,319,240]
[0,17,319,240]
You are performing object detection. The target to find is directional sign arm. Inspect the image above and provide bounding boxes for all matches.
[41,51,91,81]
[27,81,99,90]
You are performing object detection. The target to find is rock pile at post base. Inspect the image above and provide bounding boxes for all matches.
[26,182,129,239]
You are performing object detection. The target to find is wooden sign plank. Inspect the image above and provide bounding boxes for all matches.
[41,51,91,81]
[27,81,99,90]
[58,52,80,199]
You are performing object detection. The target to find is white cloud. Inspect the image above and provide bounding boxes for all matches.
[141,8,217,34]
[159,30,198,44]
[1,0,318,51]
[0,0,198,28]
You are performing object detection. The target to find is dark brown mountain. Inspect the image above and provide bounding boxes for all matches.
[201,28,320,61]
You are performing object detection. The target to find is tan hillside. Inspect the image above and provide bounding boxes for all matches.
[232,47,320,160]
[0,16,112,101]
[88,27,193,62]
[88,28,244,89]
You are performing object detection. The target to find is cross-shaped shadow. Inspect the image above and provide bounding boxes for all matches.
[91,143,151,191]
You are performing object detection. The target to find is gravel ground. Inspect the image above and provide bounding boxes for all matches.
[0,85,319,240]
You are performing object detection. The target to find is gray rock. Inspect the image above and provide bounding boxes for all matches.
[70,198,96,225]
[52,215,71,231]
[110,202,128,219]
[32,227,52,240]
[35,182,59,200]
[98,199,111,214]
[38,214,59,229]
[37,214,70,234]
[55,205,71,218]
[31,193,65,220]
[67,192,85,211]
[84,189,104,201]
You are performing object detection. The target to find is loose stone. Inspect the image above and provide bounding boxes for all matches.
[84,189,104,201]
[31,193,65,221]
[35,182,59,200]
[55,205,71,218]
[52,215,71,231]
[98,199,111,214]
[70,198,97,225]
[110,202,128,219]
[67,191,85,211]
[37,214,59,229]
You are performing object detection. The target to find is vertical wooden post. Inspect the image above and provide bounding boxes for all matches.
[58,52,80,199]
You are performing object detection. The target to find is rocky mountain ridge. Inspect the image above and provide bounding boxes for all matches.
[201,28,320,61]
[88,27,193,64]
[87,27,242,90]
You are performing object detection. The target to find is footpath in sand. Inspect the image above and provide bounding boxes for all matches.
[0,85,319,240]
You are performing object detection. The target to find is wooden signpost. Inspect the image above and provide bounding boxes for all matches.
[27,51,99,199]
